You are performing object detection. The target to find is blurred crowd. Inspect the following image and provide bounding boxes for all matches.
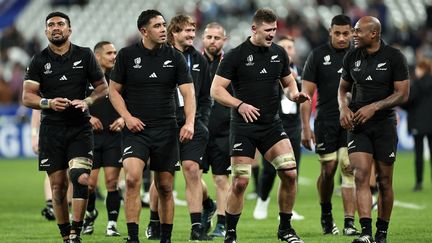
[1,0,432,105]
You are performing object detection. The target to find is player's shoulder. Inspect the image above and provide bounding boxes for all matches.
[71,44,93,55]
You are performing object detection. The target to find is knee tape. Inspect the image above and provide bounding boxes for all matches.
[231,164,252,178]
[318,151,337,163]
[271,153,296,171]
[338,147,355,188]
[69,157,92,199]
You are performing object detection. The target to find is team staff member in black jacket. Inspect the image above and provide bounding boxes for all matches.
[22,12,108,243]
[300,15,359,236]
[338,16,410,243]
[82,41,123,237]
[109,10,196,243]
[202,22,230,238]
[211,8,310,243]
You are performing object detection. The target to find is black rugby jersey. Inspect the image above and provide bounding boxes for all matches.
[110,42,192,128]
[302,43,349,121]
[216,37,291,124]
[88,71,119,129]
[25,44,104,125]
[341,40,409,121]
[175,46,211,126]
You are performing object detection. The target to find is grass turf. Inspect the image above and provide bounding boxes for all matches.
[0,152,430,242]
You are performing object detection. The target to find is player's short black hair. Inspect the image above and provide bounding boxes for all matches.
[94,41,112,52]
[46,11,71,27]
[137,9,163,29]
[252,8,277,25]
[331,14,351,27]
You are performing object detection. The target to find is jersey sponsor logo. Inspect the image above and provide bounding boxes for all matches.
[88,150,93,156]
[246,54,254,66]
[348,140,356,150]
[353,60,361,71]
[226,165,232,171]
[175,161,181,167]
[60,75,67,81]
[323,55,331,65]
[337,68,343,73]
[280,132,287,136]
[192,63,200,71]
[149,72,157,78]
[259,68,267,74]
[366,75,372,80]
[133,57,142,69]
[270,54,280,62]
[44,62,52,74]
[316,143,325,151]
[389,152,395,158]
[376,62,387,71]
[73,60,83,69]
[163,60,174,68]
[233,142,243,151]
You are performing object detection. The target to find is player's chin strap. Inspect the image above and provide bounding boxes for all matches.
[69,157,92,199]
[271,153,297,171]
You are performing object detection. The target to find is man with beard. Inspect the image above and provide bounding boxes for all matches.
[22,12,108,243]
[82,41,123,237]
[300,15,359,236]
[201,22,230,238]
[109,10,196,243]
[338,16,410,243]
[211,8,310,243]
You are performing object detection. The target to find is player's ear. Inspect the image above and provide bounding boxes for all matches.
[251,24,257,33]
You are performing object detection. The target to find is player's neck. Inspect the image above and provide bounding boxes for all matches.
[204,49,217,61]
[142,39,161,50]
[365,41,380,54]
[48,41,71,56]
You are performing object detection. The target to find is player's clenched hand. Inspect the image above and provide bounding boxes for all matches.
[353,103,377,125]
[237,102,260,123]
[124,115,145,133]
[50,97,71,111]
[301,127,315,151]
[291,92,311,104]
[90,116,103,132]
[179,122,194,143]
[339,106,354,130]
[109,117,125,132]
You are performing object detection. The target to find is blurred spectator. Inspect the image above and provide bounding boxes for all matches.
[404,58,432,191]
[0,73,13,104]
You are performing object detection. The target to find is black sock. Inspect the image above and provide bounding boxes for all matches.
[46,199,53,208]
[71,221,83,236]
[225,211,241,232]
[359,217,372,236]
[202,197,214,210]
[320,202,332,217]
[127,222,139,240]
[106,190,120,221]
[160,223,173,242]
[376,218,389,233]
[217,214,226,225]
[252,166,259,194]
[87,191,96,212]
[344,216,355,228]
[150,210,160,223]
[279,212,293,230]
[190,212,202,228]
[58,222,71,239]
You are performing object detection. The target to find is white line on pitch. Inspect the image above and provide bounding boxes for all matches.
[394,200,426,210]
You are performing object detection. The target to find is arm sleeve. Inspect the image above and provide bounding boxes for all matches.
[197,58,212,126]
[341,51,354,83]
[216,49,237,80]
[391,50,410,82]
[24,55,41,83]
[301,51,317,83]
[110,48,126,84]
[86,48,104,83]
[280,46,291,78]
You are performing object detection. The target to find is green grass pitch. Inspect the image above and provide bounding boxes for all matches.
[0,152,430,242]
